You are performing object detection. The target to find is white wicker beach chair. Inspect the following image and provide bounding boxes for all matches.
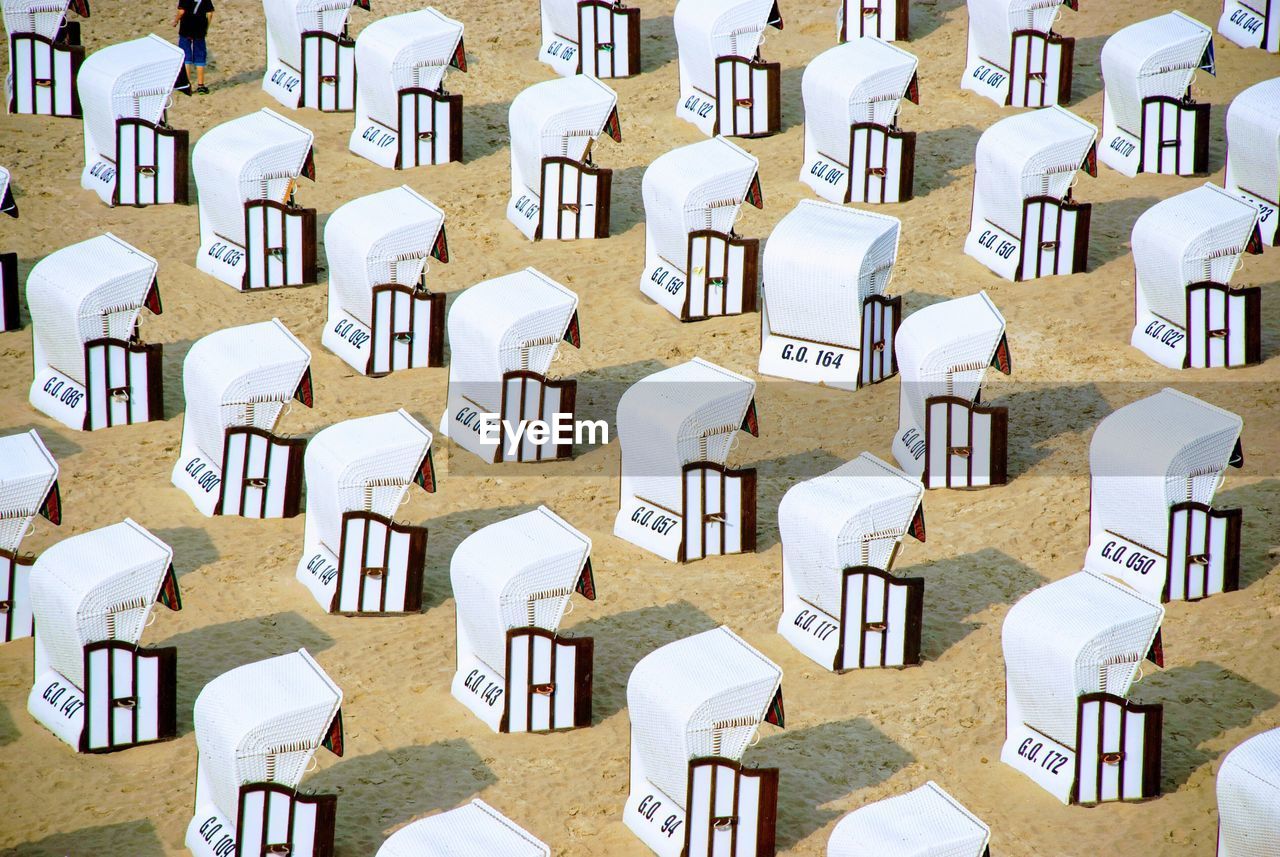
[892,292,1011,489]
[640,137,763,321]
[78,34,189,207]
[965,105,1098,281]
[263,0,366,111]
[1130,184,1263,369]
[349,7,464,168]
[1225,78,1280,247]
[27,233,163,431]
[450,506,595,734]
[1217,728,1280,857]
[0,429,60,644]
[759,200,902,390]
[541,0,640,78]
[1002,570,1164,804]
[440,268,582,464]
[827,781,990,857]
[838,0,910,41]
[172,318,313,518]
[625,626,784,857]
[0,164,16,333]
[322,185,448,376]
[801,38,918,204]
[4,0,89,116]
[777,453,926,670]
[192,108,317,290]
[507,74,620,241]
[1219,0,1278,51]
[378,800,550,857]
[962,0,1077,108]
[1087,388,1244,603]
[26,519,180,753]
[1100,11,1215,177]
[186,649,344,857]
[674,0,783,138]
[614,358,759,563]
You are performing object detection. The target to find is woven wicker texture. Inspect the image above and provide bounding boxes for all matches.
[377,799,550,857]
[673,0,775,96]
[78,34,183,164]
[263,0,354,72]
[0,165,9,203]
[541,0,582,45]
[2,0,70,40]
[628,626,781,809]
[1101,11,1212,136]
[192,649,342,824]
[827,781,990,857]
[354,8,462,129]
[1226,78,1280,205]
[27,233,158,387]
[1002,571,1163,749]
[802,38,917,153]
[764,200,900,348]
[966,0,1060,68]
[1217,727,1280,857]
[0,430,57,553]
[28,519,172,688]
[1132,184,1260,327]
[508,74,617,198]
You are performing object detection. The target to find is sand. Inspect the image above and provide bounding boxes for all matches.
[1,0,1279,854]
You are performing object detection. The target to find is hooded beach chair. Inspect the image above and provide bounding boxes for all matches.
[451,506,595,734]
[1130,183,1263,369]
[961,0,1076,108]
[1220,0,1278,51]
[625,626,784,857]
[673,0,783,138]
[1086,388,1244,604]
[1100,11,1215,177]
[801,38,919,204]
[777,453,926,670]
[615,359,759,563]
[186,649,344,857]
[78,34,189,207]
[1217,728,1280,857]
[0,165,16,332]
[640,137,763,321]
[192,108,317,290]
[321,185,449,376]
[965,105,1098,281]
[0,430,60,644]
[296,410,437,615]
[1225,78,1280,247]
[4,0,88,116]
[27,233,163,431]
[377,800,550,857]
[172,319,313,518]
[839,0,910,41]
[349,7,465,169]
[541,0,640,78]
[759,200,902,390]
[263,0,366,112]
[26,519,180,753]
[507,74,621,241]
[439,268,583,464]
[827,782,990,857]
[1002,570,1164,804]
[892,292,1011,489]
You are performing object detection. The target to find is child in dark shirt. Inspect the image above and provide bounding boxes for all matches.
[173,0,214,94]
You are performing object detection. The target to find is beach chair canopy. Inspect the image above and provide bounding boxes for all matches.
[28,519,172,688]
[354,8,463,127]
[2,0,74,39]
[508,74,618,197]
[828,781,991,857]
[192,109,314,247]
[896,291,1006,427]
[642,136,759,271]
[304,409,433,555]
[1090,388,1242,553]
[628,626,782,808]
[802,38,917,150]
[324,185,445,327]
[1003,571,1163,749]
[778,453,923,618]
[193,649,342,824]
[1101,12,1213,137]
[182,319,311,468]
[1217,728,1280,857]
[27,233,157,387]
[451,506,591,674]
[974,106,1097,237]
[763,200,900,349]
[0,165,13,217]
[616,358,756,513]
[1226,78,1280,203]
[0,430,57,553]
[1132,184,1259,328]
[377,800,550,857]
[264,0,355,71]
[78,35,185,164]
[967,0,1060,69]
[673,0,779,96]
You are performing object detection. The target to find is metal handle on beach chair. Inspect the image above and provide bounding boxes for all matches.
[109,387,130,403]
[712,816,738,831]
[1101,751,1125,765]
[948,446,972,459]
[112,696,137,710]
[362,566,386,580]
[532,683,556,696]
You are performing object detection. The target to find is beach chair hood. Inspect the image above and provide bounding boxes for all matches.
[827,781,991,857]
[0,430,59,553]
[2,0,75,40]
[1217,728,1280,857]
[1101,12,1213,138]
[263,0,355,72]
[354,8,464,128]
[377,800,550,857]
[508,74,618,199]
[967,0,1061,70]
[673,0,778,96]
[1226,78,1280,212]
[78,34,184,166]
[0,165,14,217]
[802,38,917,152]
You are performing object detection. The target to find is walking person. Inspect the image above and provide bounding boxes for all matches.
[174,0,214,94]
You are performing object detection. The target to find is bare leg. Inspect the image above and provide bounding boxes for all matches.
[196,66,205,87]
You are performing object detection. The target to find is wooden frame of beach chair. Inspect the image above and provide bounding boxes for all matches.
[827,782,990,857]
[1131,184,1264,369]
[961,0,1076,108]
[1225,79,1280,248]
[377,799,551,857]
[263,0,363,112]
[1216,728,1280,856]
[0,430,60,644]
[839,0,911,41]
[540,0,641,78]
[4,0,89,117]
[0,165,19,333]
[1219,0,1279,51]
